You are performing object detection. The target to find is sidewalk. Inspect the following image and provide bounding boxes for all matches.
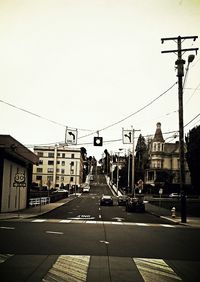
[146,202,200,228]
[0,194,79,220]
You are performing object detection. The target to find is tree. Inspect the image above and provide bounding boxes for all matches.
[186,125,200,192]
[135,134,148,182]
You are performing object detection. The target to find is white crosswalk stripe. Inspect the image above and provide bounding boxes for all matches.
[133,258,182,281]
[42,255,90,282]
[30,219,177,228]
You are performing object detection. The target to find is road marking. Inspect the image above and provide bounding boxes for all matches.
[0,226,15,230]
[134,258,182,281]
[0,254,13,264]
[59,220,72,223]
[160,224,175,228]
[100,240,110,244]
[99,215,102,219]
[32,219,46,223]
[46,231,64,235]
[136,223,148,226]
[42,255,90,282]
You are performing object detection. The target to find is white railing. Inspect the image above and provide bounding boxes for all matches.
[29,197,50,207]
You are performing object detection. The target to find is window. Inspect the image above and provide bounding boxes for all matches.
[157,143,161,151]
[70,169,74,174]
[37,152,43,157]
[61,176,64,181]
[56,176,59,180]
[57,153,60,157]
[70,161,74,166]
[70,177,74,182]
[48,160,54,165]
[153,143,156,151]
[56,169,60,173]
[48,152,54,158]
[62,161,65,166]
[57,161,60,165]
[61,169,65,174]
[62,153,65,158]
[71,154,74,158]
[36,176,42,180]
[47,168,54,173]
[37,168,43,173]
[47,176,53,181]
[39,160,43,165]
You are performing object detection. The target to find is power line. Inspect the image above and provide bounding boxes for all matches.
[0,99,93,132]
[79,81,178,139]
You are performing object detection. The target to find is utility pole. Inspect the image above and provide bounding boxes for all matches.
[161,35,198,223]
[131,127,141,197]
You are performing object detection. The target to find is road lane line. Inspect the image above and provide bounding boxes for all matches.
[46,231,64,235]
[0,226,15,230]
[42,255,90,282]
[32,219,47,223]
[0,254,13,264]
[134,258,182,281]
[59,220,72,223]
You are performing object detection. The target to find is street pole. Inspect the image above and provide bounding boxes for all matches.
[131,128,141,197]
[161,35,198,223]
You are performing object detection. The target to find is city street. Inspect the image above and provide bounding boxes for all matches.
[0,175,200,281]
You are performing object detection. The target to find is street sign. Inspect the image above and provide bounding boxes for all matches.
[66,128,78,145]
[122,129,133,144]
[13,170,26,187]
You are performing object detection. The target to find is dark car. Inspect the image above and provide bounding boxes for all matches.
[126,195,145,212]
[100,195,113,206]
[117,195,128,206]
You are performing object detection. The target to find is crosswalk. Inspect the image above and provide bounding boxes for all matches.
[1,254,196,281]
[29,218,180,228]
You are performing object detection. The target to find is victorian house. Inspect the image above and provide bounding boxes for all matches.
[145,122,191,187]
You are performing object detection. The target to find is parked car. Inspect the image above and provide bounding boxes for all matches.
[169,193,180,198]
[100,195,113,206]
[126,195,145,212]
[117,195,128,206]
[82,185,90,193]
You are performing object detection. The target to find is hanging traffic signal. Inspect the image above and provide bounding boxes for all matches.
[93,137,103,146]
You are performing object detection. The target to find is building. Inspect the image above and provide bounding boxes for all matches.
[145,122,191,187]
[32,145,84,189]
[0,135,39,212]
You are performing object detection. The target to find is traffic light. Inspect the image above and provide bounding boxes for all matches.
[93,137,103,146]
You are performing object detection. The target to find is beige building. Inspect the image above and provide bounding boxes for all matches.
[32,145,84,188]
[0,135,38,212]
[145,122,191,186]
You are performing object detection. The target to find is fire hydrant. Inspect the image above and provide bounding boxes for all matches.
[171,207,176,218]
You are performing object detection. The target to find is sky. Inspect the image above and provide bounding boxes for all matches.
[0,0,200,160]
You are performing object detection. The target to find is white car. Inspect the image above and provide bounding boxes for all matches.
[169,193,180,198]
[82,185,90,193]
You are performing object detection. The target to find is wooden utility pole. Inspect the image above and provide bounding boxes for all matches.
[161,35,198,223]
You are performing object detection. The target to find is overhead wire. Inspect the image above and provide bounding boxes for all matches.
[0,99,93,132]
[78,81,178,139]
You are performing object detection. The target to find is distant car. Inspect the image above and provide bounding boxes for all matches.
[117,195,128,206]
[169,193,180,198]
[126,196,145,212]
[82,185,90,193]
[56,189,68,193]
[100,195,113,206]
[90,175,94,181]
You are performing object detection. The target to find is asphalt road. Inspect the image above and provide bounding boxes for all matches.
[0,175,200,281]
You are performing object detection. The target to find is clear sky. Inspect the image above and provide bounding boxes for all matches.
[0,0,199,160]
